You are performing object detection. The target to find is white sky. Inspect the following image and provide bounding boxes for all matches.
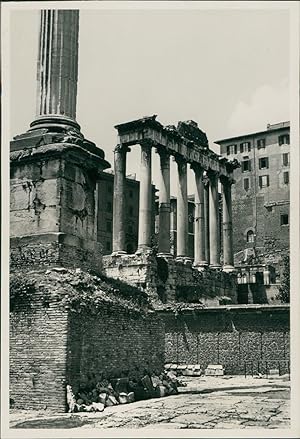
[9,6,290,195]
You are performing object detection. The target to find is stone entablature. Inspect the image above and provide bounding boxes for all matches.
[115,115,239,178]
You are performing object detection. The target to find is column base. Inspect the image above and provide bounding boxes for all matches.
[111,250,127,257]
[222,264,236,273]
[157,252,173,259]
[193,261,209,270]
[136,246,152,255]
[176,256,193,264]
[30,114,81,133]
[209,263,222,270]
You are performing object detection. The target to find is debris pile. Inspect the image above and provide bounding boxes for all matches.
[67,370,186,413]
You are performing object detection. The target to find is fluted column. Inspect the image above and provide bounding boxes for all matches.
[112,144,128,254]
[193,165,207,267]
[158,148,171,255]
[203,174,210,264]
[31,9,80,130]
[221,176,235,271]
[208,170,221,268]
[176,157,188,259]
[137,142,152,251]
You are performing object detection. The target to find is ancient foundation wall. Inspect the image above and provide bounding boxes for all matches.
[10,296,69,411]
[103,254,237,305]
[162,306,290,375]
[67,306,165,394]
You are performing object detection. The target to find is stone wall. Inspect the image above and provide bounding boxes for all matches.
[162,306,290,375]
[103,253,237,306]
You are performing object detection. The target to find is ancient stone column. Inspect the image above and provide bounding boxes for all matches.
[158,148,171,255]
[176,157,188,259]
[112,144,129,254]
[208,170,221,268]
[137,142,152,251]
[203,174,210,264]
[221,176,235,271]
[30,9,80,131]
[193,165,207,267]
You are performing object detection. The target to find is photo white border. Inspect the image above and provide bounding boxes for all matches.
[1,1,299,438]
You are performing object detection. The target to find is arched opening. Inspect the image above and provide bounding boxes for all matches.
[246,230,254,243]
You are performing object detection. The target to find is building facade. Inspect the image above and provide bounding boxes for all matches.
[97,171,156,255]
[215,122,290,302]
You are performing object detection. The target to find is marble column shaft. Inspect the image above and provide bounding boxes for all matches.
[193,166,207,266]
[222,178,234,269]
[204,179,210,264]
[176,158,188,258]
[112,145,128,253]
[138,143,152,250]
[36,10,79,120]
[158,149,171,254]
[209,171,221,267]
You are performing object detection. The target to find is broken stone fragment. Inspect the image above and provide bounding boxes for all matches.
[105,395,119,406]
[127,392,135,403]
[119,392,128,404]
[98,392,108,404]
[91,402,105,412]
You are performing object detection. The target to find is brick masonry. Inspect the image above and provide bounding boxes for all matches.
[162,307,290,375]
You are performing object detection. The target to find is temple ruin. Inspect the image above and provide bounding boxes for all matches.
[9,10,290,411]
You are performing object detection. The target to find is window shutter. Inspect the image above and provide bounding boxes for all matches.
[259,176,262,188]
[267,175,269,187]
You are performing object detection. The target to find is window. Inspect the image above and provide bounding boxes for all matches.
[106,201,112,212]
[242,159,251,172]
[259,175,269,188]
[243,177,250,191]
[259,157,269,169]
[282,153,289,166]
[279,134,290,146]
[280,214,289,225]
[283,171,289,184]
[257,139,266,149]
[227,144,237,155]
[106,220,112,233]
[246,230,255,243]
[240,142,250,153]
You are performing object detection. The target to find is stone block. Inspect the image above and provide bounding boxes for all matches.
[205,364,224,376]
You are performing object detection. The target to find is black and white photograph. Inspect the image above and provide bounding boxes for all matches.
[1,1,299,437]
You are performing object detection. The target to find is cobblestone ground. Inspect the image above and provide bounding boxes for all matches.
[10,377,290,430]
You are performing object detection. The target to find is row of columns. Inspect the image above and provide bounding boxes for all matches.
[112,143,234,271]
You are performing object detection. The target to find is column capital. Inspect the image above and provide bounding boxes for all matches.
[220,175,235,186]
[190,162,204,174]
[155,145,170,158]
[114,143,130,154]
[207,168,219,180]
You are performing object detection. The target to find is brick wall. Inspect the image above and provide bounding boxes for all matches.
[162,306,290,374]
[10,269,165,411]
[10,294,69,411]
[67,306,165,394]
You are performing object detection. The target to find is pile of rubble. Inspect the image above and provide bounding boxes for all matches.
[67,370,186,413]
[165,363,224,376]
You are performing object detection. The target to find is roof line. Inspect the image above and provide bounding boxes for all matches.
[214,122,290,144]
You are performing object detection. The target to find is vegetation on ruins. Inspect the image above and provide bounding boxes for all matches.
[10,268,152,315]
[276,255,290,303]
